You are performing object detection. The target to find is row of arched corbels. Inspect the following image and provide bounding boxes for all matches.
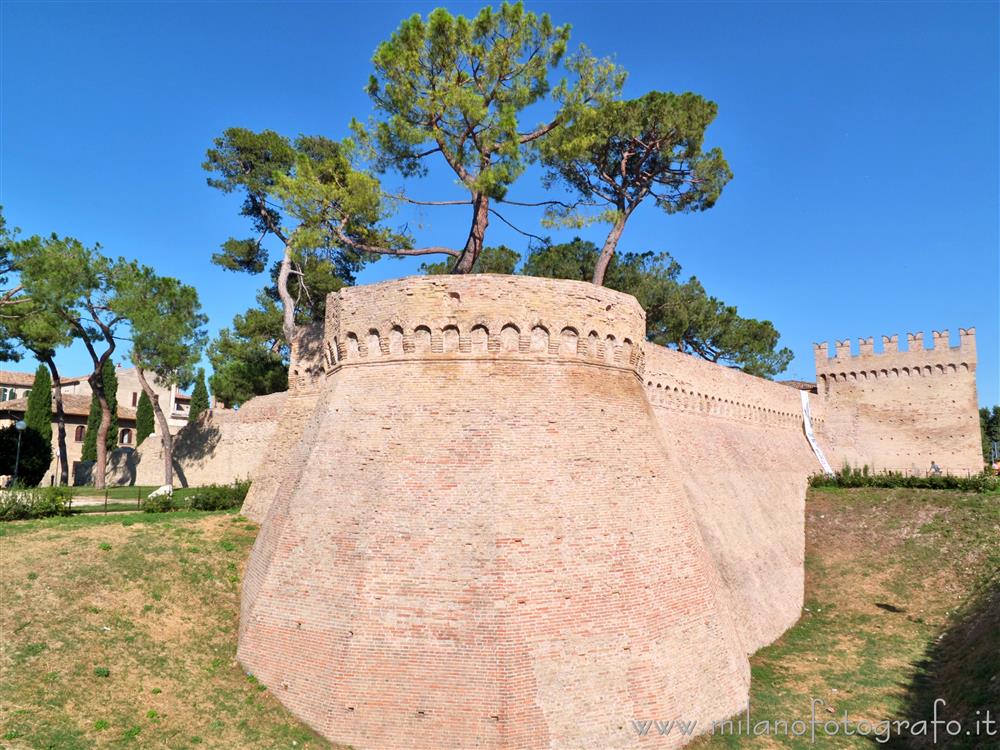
[322,322,644,371]
[644,379,818,429]
[820,361,973,388]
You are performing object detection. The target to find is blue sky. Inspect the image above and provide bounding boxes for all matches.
[2,1,997,405]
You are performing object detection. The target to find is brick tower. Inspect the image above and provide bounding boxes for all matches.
[238,275,750,750]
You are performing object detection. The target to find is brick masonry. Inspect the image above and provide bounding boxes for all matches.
[813,330,980,475]
[230,275,980,749]
[238,276,754,749]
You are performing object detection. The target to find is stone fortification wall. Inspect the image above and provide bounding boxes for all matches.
[105,392,287,487]
[240,324,325,520]
[640,344,828,653]
[238,275,751,750]
[814,328,980,475]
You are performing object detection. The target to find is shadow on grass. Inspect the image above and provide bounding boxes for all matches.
[878,579,999,749]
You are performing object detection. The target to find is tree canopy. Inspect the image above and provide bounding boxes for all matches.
[81,360,118,462]
[207,293,289,407]
[540,91,732,284]
[189,369,210,422]
[117,263,207,486]
[136,391,154,446]
[25,364,51,443]
[357,2,622,273]
[0,424,51,487]
[13,235,133,487]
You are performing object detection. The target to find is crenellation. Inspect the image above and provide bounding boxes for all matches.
[959,327,977,353]
[835,339,852,358]
[858,336,874,355]
[814,324,980,475]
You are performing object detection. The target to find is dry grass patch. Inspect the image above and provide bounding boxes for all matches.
[0,511,335,749]
[692,487,999,749]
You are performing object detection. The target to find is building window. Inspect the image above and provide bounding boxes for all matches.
[74,425,86,442]
[120,428,132,445]
[132,392,138,407]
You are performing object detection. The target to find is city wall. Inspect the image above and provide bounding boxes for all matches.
[102,391,287,487]
[235,275,838,749]
[813,330,980,475]
[93,272,979,749]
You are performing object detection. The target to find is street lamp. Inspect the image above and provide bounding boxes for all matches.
[13,419,26,483]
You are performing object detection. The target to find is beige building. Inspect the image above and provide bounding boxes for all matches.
[0,365,206,484]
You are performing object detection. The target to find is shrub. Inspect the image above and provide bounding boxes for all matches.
[810,466,999,493]
[142,493,175,513]
[186,480,250,511]
[0,486,73,521]
[0,425,52,487]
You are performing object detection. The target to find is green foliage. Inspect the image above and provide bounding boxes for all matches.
[24,364,52,443]
[0,424,51,487]
[980,405,1000,464]
[81,360,118,461]
[116,262,206,388]
[810,466,999,493]
[420,245,520,275]
[141,493,176,514]
[0,486,72,521]
[204,129,377,328]
[208,294,289,406]
[540,91,731,283]
[12,235,133,489]
[1,228,75,366]
[522,239,793,377]
[542,91,731,220]
[364,3,570,194]
[141,481,250,513]
[188,369,210,423]
[0,207,29,362]
[135,391,154,446]
[186,480,251,511]
[356,1,622,271]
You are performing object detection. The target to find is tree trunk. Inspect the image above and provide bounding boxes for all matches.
[91,371,111,490]
[592,210,630,287]
[452,193,490,274]
[45,356,69,485]
[276,243,297,346]
[135,366,174,487]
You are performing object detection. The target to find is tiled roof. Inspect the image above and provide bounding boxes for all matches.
[0,394,137,421]
[0,370,37,387]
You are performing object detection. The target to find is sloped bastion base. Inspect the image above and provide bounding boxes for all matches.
[239,276,774,749]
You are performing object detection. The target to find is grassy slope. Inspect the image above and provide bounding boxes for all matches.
[0,512,335,750]
[1,489,996,749]
[693,488,999,749]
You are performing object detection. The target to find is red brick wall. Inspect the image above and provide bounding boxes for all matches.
[238,276,750,749]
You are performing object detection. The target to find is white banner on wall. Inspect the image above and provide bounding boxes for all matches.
[800,390,834,476]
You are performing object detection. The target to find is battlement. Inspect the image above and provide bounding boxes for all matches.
[320,274,648,374]
[813,326,976,378]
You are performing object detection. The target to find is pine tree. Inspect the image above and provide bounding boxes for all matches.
[188,368,209,422]
[24,364,52,444]
[136,390,154,445]
[81,360,119,461]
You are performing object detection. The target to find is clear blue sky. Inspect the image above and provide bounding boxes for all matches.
[2,1,997,405]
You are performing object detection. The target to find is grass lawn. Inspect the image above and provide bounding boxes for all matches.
[0,511,334,749]
[60,487,231,504]
[692,487,998,749]
[1,488,996,749]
